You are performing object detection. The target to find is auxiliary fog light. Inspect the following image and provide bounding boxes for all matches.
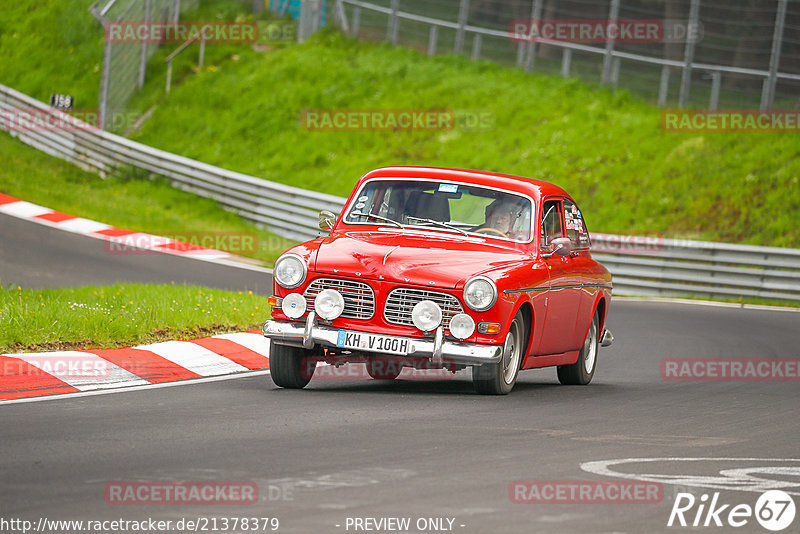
[448,313,475,340]
[314,289,345,320]
[412,300,442,332]
[281,293,306,319]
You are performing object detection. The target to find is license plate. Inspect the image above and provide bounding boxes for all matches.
[336,330,413,355]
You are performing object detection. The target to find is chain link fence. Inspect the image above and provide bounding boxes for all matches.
[89,0,200,130]
[331,0,800,110]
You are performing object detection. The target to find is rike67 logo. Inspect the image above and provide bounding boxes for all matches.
[668,490,796,531]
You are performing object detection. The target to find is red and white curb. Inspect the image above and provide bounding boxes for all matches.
[0,332,271,402]
[0,192,271,273]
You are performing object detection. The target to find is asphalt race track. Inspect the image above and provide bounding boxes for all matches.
[0,213,271,292]
[2,216,799,533]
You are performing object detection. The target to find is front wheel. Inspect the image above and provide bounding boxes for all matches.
[473,311,526,395]
[269,343,317,389]
[557,311,599,385]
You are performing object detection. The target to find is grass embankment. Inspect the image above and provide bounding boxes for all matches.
[0,0,267,131]
[128,30,800,248]
[0,283,269,353]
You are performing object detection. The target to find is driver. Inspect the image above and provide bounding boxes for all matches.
[473,199,522,237]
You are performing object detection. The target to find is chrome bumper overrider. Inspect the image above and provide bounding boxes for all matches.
[262,314,502,365]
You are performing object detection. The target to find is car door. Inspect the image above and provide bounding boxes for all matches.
[535,198,582,355]
[563,198,597,346]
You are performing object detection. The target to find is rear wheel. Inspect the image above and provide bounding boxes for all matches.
[365,357,403,380]
[473,311,526,395]
[557,311,598,385]
[269,343,317,389]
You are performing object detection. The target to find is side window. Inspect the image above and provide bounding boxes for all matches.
[540,199,563,249]
[564,199,591,249]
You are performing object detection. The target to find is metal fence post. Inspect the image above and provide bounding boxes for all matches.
[137,0,151,89]
[679,0,701,108]
[602,0,620,84]
[761,0,787,110]
[428,25,438,56]
[709,71,721,111]
[524,0,543,73]
[174,0,180,23]
[658,65,670,108]
[99,40,112,130]
[352,6,361,36]
[471,33,482,59]
[253,0,263,15]
[334,0,349,34]
[388,0,400,45]
[561,48,572,78]
[454,0,469,54]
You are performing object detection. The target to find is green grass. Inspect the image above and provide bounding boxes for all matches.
[0,1,105,111]
[0,283,269,353]
[127,29,800,248]
[0,134,296,265]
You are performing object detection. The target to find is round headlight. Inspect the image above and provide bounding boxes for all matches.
[448,313,475,340]
[412,300,442,332]
[274,254,307,289]
[281,293,307,319]
[463,276,497,312]
[314,289,345,320]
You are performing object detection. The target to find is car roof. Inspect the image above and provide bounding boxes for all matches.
[358,166,571,201]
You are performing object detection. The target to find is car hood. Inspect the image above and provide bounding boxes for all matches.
[313,231,531,288]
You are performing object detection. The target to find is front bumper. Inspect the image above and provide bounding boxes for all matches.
[262,313,502,366]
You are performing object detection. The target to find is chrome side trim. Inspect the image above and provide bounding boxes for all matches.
[504,283,613,294]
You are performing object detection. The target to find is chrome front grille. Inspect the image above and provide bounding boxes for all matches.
[384,287,464,327]
[304,278,375,320]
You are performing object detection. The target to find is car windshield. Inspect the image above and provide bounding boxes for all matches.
[344,179,533,242]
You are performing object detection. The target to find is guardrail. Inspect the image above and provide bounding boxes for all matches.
[2,82,799,302]
[0,83,345,242]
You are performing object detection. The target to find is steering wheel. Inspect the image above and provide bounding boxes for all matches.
[474,227,508,238]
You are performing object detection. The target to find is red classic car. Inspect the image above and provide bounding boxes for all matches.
[263,166,613,394]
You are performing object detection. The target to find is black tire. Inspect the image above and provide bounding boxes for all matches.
[269,343,317,389]
[557,311,599,385]
[365,357,403,380]
[473,311,526,395]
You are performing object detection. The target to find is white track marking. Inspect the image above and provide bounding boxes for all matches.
[213,333,271,356]
[0,201,53,218]
[581,457,800,495]
[55,218,112,234]
[136,340,249,376]
[11,351,149,390]
[0,370,271,405]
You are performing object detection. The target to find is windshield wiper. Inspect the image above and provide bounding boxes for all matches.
[406,216,468,236]
[350,211,404,229]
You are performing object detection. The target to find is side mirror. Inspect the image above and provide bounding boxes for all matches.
[319,210,337,231]
[542,237,572,258]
